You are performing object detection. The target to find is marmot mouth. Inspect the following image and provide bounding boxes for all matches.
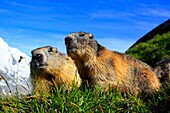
[37,63,48,69]
[32,63,48,69]
[67,46,78,53]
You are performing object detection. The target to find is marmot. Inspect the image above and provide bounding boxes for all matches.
[153,58,170,83]
[30,46,81,94]
[65,32,161,95]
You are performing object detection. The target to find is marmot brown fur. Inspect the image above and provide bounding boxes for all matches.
[153,58,170,83]
[30,46,81,94]
[65,32,161,95]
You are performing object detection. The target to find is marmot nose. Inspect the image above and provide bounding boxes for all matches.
[65,36,74,45]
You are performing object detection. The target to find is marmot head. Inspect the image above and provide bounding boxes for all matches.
[65,32,98,57]
[31,46,66,72]
[30,46,81,91]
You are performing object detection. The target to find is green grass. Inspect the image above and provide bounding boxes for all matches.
[0,83,170,113]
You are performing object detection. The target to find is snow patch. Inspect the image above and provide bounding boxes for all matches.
[0,37,32,95]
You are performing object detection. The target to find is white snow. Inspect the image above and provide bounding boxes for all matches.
[0,37,32,95]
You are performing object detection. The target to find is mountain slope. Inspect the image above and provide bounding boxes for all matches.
[126,32,170,67]
[126,19,170,67]
[128,19,170,49]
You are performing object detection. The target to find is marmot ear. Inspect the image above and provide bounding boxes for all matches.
[89,33,94,39]
[48,47,58,53]
[54,47,58,53]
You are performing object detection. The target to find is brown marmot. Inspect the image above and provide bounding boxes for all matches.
[30,46,81,94]
[153,58,170,83]
[65,32,161,95]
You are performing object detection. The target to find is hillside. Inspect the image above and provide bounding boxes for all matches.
[128,19,170,49]
[126,19,170,67]
[126,32,170,66]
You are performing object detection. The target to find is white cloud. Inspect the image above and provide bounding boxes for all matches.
[90,9,136,20]
[139,8,170,18]
[97,37,135,53]
[0,8,11,14]
[0,28,67,56]
[4,0,42,10]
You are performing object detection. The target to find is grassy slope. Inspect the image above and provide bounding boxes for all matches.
[0,83,170,113]
[126,32,170,67]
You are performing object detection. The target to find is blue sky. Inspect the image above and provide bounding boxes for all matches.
[0,0,170,56]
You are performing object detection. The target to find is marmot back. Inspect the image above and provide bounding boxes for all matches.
[30,46,81,94]
[65,32,161,95]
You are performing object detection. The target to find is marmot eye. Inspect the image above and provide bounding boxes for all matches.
[48,47,53,52]
[79,33,85,37]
